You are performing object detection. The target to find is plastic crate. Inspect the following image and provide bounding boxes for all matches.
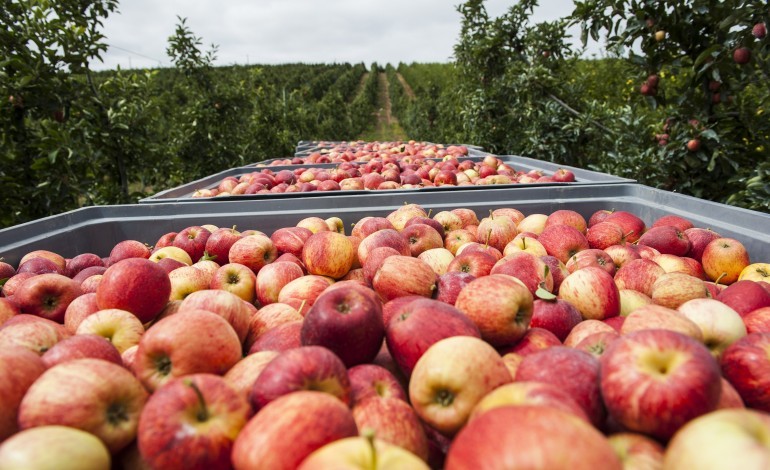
[139,156,635,204]
[3,184,769,266]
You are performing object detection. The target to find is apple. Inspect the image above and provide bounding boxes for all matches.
[409,336,511,435]
[490,251,553,296]
[17,256,64,276]
[678,298,747,359]
[528,298,582,342]
[443,229,477,255]
[132,309,242,392]
[515,346,605,427]
[373,256,437,302]
[605,211,645,243]
[357,229,410,267]
[228,234,277,274]
[545,209,587,234]
[209,262,257,303]
[637,225,691,256]
[19,250,66,272]
[19,358,148,453]
[455,274,533,347]
[75,308,144,353]
[167,266,211,301]
[0,346,47,441]
[538,224,590,263]
[137,373,251,469]
[621,304,703,341]
[13,273,82,323]
[600,329,721,440]
[149,246,193,265]
[733,47,752,64]
[2,273,35,297]
[350,397,430,462]
[232,390,357,470]
[603,244,641,269]
[96,258,171,324]
[618,289,653,316]
[41,333,122,368]
[269,226,312,259]
[348,364,408,404]
[451,208,480,228]
[650,272,708,309]
[614,258,665,297]
[446,406,621,469]
[745,307,770,334]
[301,284,384,367]
[417,247,455,276]
[431,211,462,234]
[702,237,750,284]
[685,227,721,263]
[401,223,444,257]
[606,432,665,470]
[559,266,620,320]
[65,253,104,278]
[108,240,151,266]
[223,350,280,402]
[179,288,252,344]
[255,261,304,307]
[387,204,428,231]
[301,231,355,280]
[446,250,496,278]
[277,274,334,315]
[718,376,746,410]
[71,266,107,284]
[717,280,770,317]
[247,320,303,354]
[721,333,770,412]
[298,435,428,469]
[0,425,111,470]
[250,345,351,409]
[516,213,548,235]
[0,297,20,324]
[351,217,394,239]
[586,222,625,250]
[385,298,481,377]
[469,381,589,423]
[0,314,70,355]
[476,212,518,252]
[566,248,616,276]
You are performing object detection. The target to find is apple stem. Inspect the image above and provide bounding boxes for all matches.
[427,208,433,218]
[488,209,494,220]
[714,272,727,286]
[185,379,209,422]
[484,229,492,249]
[363,428,377,468]
[298,299,307,316]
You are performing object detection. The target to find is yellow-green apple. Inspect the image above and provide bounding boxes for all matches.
[621,304,703,341]
[223,351,280,402]
[586,221,625,250]
[75,308,144,354]
[277,274,334,315]
[180,289,252,344]
[417,248,455,276]
[167,266,211,301]
[409,336,511,435]
[702,237,750,284]
[133,309,242,392]
[149,246,193,265]
[385,298,481,377]
[538,224,590,263]
[402,224,443,257]
[301,285,384,367]
[721,333,770,412]
[430,211,462,235]
[41,333,122,368]
[228,234,277,274]
[435,271,475,306]
[387,204,428,231]
[350,397,429,462]
[451,208,480,228]
[678,298,747,359]
[566,248,616,276]
[373,256,436,302]
[745,307,770,334]
[455,274,533,347]
[446,406,621,469]
[447,250,496,277]
[65,253,104,279]
[255,261,304,307]
[203,226,242,264]
[137,373,251,469]
[600,329,721,440]
[559,266,620,320]
[244,302,302,350]
[476,212,518,252]
[684,227,721,263]
[469,381,590,423]
[357,229,410,267]
[717,280,770,317]
[604,211,645,243]
[0,314,70,355]
[663,409,770,468]
[515,346,605,427]
[96,258,171,324]
[19,358,148,453]
[298,435,428,469]
[503,235,548,257]
[351,217,394,239]
[443,229,477,255]
[606,432,665,470]
[302,231,355,279]
[0,425,111,470]
[325,216,345,234]
[491,251,553,296]
[739,263,770,283]
[348,364,408,404]
[618,289,653,316]
[247,320,302,354]
[0,346,46,441]
[545,209,587,234]
[516,213,548,235]
[209,262,257,303]
[108,240,151,265]
[650,272,708,309]
[270,226,312,258]
[530,298,583,342]
[13,273,82,323]
[250,345,351,409]
[19,250,66,272]
[614,258,665,297]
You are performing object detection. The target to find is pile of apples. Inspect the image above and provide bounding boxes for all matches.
[1,202,770,469]
[192,154,576,198]
[262,140,471,166]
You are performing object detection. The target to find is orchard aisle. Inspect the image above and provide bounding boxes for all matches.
[359,72,408,142]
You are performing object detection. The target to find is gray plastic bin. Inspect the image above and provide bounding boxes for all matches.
[2,184,769,266]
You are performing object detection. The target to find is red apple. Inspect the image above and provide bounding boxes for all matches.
[717,280,770,317]
[228,234,277,275]
[721,333,770,412]
[744,307,770,334]
[566,248,616,276]
[204,226,242,264]
[684,227,721,263]
[605,211,645,243]
[351,397,429,461]
[538,224,590,263]
[357,229,410,267]
[373,256,437,302]
[559,266,620,320]
[277,274,333,315]
[223,350,280,402]
[0,346,47,441]
[650,272,708,309]
[614,258,665,297]
[13,273,82,323]
[545,209,587,234]
[348,364,408,404]
[606,432,665,469]
[621,304,703,341]
[209,262,257,303]
[247,320,303,354]
[0,425,111,469]
[65,253,104,278]
[179,288,252,344]
[255,261,304,307]
[469,381,589,423]
[96,258,171,324]
[530,298,583,342]
[702,237,750,284]
[0,314,70,355]
[638,225,691,256]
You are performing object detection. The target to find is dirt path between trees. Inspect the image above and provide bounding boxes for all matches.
[396,72,415,100]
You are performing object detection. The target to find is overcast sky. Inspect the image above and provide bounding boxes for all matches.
[95,0,601,70]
